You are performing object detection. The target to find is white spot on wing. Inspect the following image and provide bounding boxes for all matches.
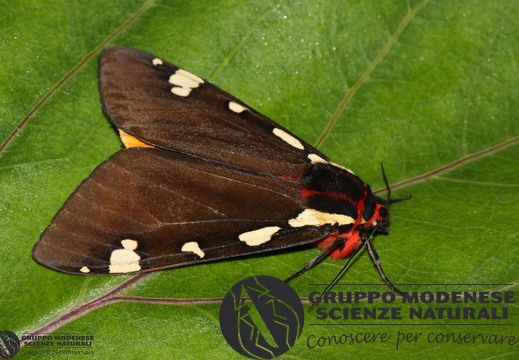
[171,87,191,97]
[308,153,328,164]
[109,239,141,273]
[152,58,163,66]
[239,226,281,246]
[169,69,204,97]
[181,241,205,258]
[330,161,355,174]
[272,128,304,150]
[288,209,355,228]
[169,73,199,89]
[176,69,204,84]
[80,266,90,273]
[228,101,247,113]
[308,154,354,174]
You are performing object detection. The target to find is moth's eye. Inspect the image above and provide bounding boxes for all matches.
[378,206,388,218]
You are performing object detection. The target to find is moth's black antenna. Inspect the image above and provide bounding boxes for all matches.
[381,163,392,205]
[376,163,407,294]
[382,162,411,204]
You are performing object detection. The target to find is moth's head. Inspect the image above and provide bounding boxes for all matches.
[360,194,390,237]
[370,201,390,234]
[367,175,411,236]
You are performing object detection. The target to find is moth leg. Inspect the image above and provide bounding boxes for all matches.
[284,236,345,283]
[305,241,367,311]
[365,237,403,295]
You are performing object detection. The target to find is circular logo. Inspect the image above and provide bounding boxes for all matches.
[0,330,20,360]
[219,275,304,359]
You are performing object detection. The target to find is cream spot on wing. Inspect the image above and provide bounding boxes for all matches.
[169,69,204,97]
[181,241,205,258]
[288,209,355,228]
[169,73,200,89]
[238,226,281,246]
[109,239,141,273]
[80,266,90,274]
[171,87,192,97]
[272,128,304,150]
[176,69,204,84]
[228,101,247,113]
[330,161,355,174]
[308,153,328,164]
[308,153,355,174]
[152,58,163,66]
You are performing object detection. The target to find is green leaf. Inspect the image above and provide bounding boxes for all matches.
[1,0,518,359]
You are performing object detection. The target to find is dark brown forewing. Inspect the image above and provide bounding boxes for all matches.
[33,148,332,274]
[99,47,329,178]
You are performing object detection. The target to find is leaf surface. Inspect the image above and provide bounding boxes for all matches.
[1,1,518,359]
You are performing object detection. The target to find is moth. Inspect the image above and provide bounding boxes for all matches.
[33,47,403,292]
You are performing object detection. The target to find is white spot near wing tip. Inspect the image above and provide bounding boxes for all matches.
[176,69,204,84]
[80,266,90,273]
[169,74,198,90]
[228,101,247,113]
[169,69,204,97]
[272,128,304,150]
[239,226,281,246]
[109,239,141,274]
[152,58,163,66]
[181,241,205,258]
